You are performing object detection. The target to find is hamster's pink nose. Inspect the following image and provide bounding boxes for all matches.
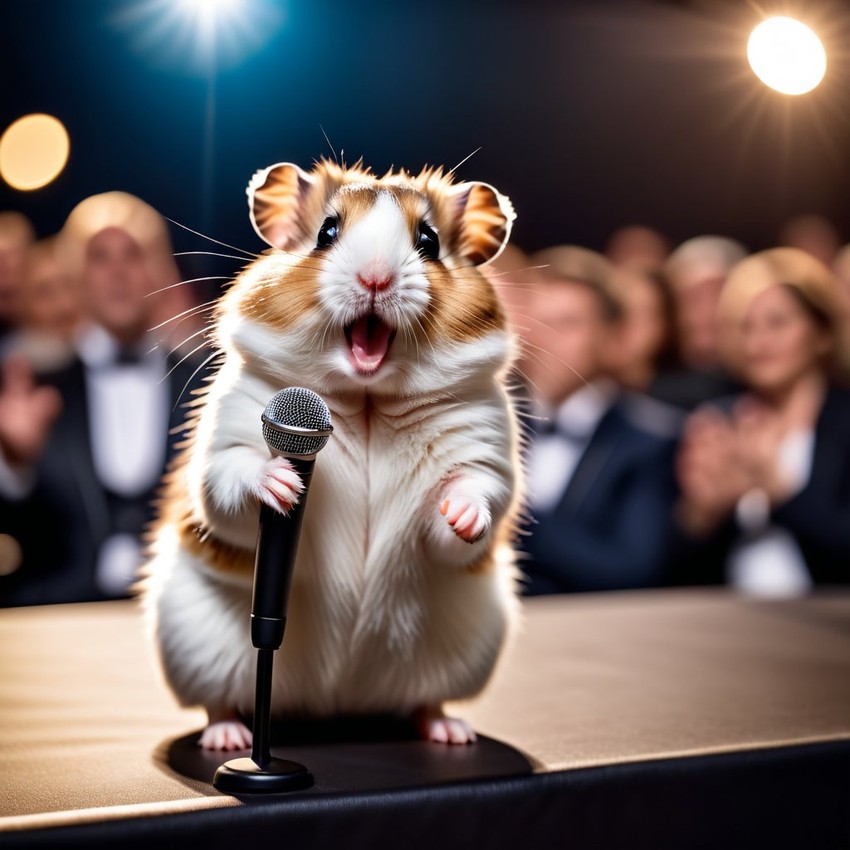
[357,260,394,292]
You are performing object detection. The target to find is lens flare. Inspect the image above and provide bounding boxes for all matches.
[747,17,826,96]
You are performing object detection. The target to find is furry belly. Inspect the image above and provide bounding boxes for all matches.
[142,525,517,719]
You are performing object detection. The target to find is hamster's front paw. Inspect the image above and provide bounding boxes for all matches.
[439,490,491,544]
[251,456,304,514]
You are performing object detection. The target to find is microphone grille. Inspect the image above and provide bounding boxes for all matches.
[262,387,333,457]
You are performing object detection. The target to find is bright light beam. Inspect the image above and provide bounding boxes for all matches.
[747,17,827,96]
[112,0,283,76]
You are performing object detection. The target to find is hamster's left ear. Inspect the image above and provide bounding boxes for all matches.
[447,182,516,266]
[247,162,317,251]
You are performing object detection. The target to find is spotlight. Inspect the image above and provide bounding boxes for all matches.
[112,0,282,75]
[0,114,70,191]
[747,17,826,96]
[176,0,244,35]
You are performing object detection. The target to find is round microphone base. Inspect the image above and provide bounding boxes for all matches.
[213,756,314,794]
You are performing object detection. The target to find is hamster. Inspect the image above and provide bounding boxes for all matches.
[139,158,524,750]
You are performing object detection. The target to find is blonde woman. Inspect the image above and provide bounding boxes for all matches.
[675,248,850,595]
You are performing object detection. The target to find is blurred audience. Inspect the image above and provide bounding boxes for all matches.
[0,192,208,607]
[0,212,36,341]
[605,224,671,273]
[1,237,82,374]
[673,248,850,595]
[517,245,680,594]
[3,190,847,604]
[654,235,748,410]
[779,213,841,269]
[608,264,681,397]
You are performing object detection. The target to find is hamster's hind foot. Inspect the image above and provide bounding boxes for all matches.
[198,712,253,751]
[413,706,477,745]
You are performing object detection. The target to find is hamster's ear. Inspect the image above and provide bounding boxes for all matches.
[447,181,516,266]
[247,162,317,251]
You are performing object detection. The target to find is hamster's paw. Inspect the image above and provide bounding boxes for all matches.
[198,718,253,751]
[414,706,477,745]
[439,492,491,544]
[252,456,304,514]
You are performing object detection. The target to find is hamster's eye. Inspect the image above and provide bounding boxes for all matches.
[316,216,339,249]
[416,221,440,261]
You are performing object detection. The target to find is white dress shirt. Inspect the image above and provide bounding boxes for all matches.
[728,429,815,598]
[76,324,169,498]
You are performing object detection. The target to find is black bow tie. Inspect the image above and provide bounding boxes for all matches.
[115,346,144,365]
[532,415,588,444]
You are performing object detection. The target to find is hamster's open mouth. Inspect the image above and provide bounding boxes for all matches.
[344,313,396,375]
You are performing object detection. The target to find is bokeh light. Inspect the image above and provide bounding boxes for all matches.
[0,114,70,191]
[747,17,827,96]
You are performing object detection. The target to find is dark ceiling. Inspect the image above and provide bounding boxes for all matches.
[2,0,850,266]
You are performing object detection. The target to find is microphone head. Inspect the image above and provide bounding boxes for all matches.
[261,387,333,457]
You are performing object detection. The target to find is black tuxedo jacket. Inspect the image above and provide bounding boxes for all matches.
[0,352,209,606]
[519,395,681,595]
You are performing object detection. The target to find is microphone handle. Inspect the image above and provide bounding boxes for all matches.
[250,454,315,650]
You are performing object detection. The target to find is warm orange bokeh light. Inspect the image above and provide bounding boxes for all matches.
[0,113,70,191]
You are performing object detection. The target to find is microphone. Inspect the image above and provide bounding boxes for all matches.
[251,387,333,651]
[213,387,332,795]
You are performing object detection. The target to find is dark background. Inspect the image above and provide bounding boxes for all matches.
[2,0,850,266]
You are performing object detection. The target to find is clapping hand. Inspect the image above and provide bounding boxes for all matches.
[0,357,62,469]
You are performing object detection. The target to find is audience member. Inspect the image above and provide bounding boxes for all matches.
[517,245,681,594]
[0,192,209,607]
[605,224,671,273]
[779,213,841,269]
[1,237,82,374]
[673,248,850,595]
[0,212,36,341]
[609,264,681,396]
[655,235,748,410]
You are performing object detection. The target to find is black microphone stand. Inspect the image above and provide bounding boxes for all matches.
[213,494,315,794]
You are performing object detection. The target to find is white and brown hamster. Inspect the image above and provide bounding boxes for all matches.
[139,158,525,750]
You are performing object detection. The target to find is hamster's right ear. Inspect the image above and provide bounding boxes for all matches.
[247,163,318,251]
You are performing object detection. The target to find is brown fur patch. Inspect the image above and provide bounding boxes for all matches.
[227,253,321,333]
[425,262,506,344]
[177,517,256,579]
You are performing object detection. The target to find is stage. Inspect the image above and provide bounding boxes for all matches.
[1,588,848,848]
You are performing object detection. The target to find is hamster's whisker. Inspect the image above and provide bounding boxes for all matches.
[318,315,336,352]
[479,264,549,280]
[320,124,339,164]
[413,312,441,360]
[164,217,260,260]
[149,299,218,331]
[174,250,257,263]
[165,326,212,360]
[147,276,232,297]
[514,339,589,388]
[447,146,482,177]
[160,339,212,388]
[173,349,223,412]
